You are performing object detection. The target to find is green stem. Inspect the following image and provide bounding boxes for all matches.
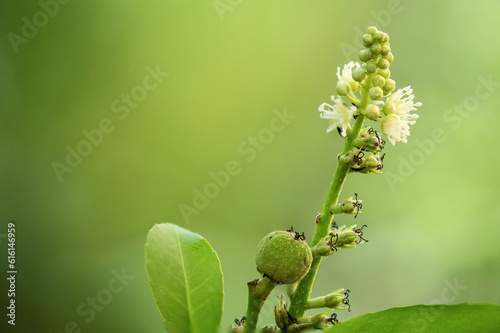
[289,74,374,318]
[244,276,276,333]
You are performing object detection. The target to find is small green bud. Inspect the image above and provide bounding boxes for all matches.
[372,75,385,88]
[367,26,378,35]
[385,52,394,63]
[362,104,380,120]
[359,49,372,62]
[362,34,373,47]
[352,67,366,82]
[383,78,396,94]
[256,230,313,284]
[369,86,383,100]
[377,58,390,69]
[365,61,377,74]
[374,31,385,42]
[370,43,381,55]
[336,80,350,95]
[381,44,391,56]
[377,68,391,79]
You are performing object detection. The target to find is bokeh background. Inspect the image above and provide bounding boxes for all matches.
[2,0,500,332]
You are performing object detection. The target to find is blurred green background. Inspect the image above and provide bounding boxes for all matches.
[2,0,500,332]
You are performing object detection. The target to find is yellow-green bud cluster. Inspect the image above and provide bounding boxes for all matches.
[358,26,396,96]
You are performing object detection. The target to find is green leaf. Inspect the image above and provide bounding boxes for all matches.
[145,223,224,333]
[326,303,500,333]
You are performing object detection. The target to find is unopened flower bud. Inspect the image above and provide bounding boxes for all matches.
[369,86,383,100]
[381,44,391,56]
[374,31,385,42]
[370,43,381,55]
[377,68,391,79]
[359,49,372,62]
[365,61,377,74]
[385,52,394,63]
[336,80,351,95]
[352,67,366,82]
[372,75,385,88]
[362,34,373,47]
[367,26,378,35]
[383,78,396,95]
[362,104,380,120]
[378,58,390,69]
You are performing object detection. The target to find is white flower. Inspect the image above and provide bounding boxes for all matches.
[384,86,422,117]
[337,61,361,91]
[381,86,421,145]
[318,96,356,136]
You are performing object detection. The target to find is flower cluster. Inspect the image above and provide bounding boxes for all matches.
[318,26,421,146]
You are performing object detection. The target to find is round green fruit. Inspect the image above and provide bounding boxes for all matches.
[255,230,313,284]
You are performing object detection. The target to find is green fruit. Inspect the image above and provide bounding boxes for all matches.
[255,230,313,284]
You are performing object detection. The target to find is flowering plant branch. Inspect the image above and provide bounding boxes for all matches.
[145,25,500,333]
[239,25,421,332]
